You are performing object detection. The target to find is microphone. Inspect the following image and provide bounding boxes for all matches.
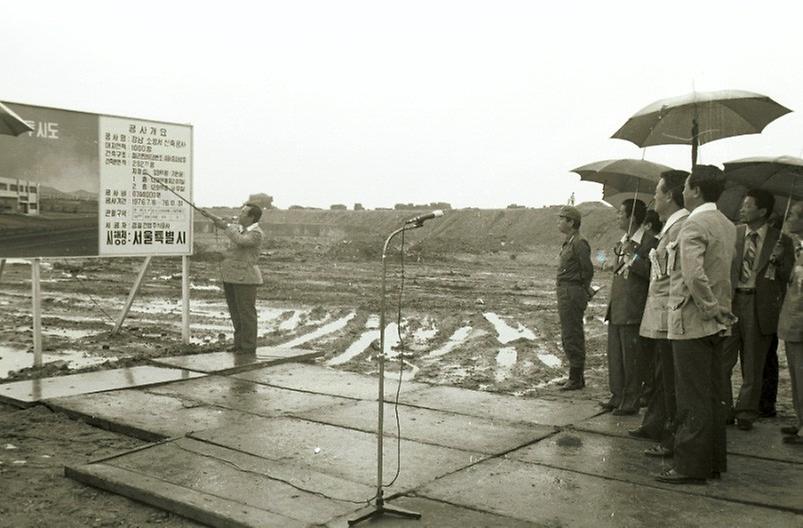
[405,210,444,225]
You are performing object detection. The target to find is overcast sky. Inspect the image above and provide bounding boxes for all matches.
[4,1,803,209]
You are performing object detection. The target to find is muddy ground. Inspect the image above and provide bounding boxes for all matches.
[0,242,795,527]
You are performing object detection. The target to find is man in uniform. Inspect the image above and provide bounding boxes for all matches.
[205,203,264,354]
[556,205,594,391]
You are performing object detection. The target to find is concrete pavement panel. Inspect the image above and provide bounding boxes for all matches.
[418,457,802,527]
[67,436,375,527]
[298,399,557,454]
[145,375,348,416]
[234,363,431,401]
[0,366,204,407]
[151,348,323,375]
[574,411,803,465]
[47,388,268,441]
[397,385,603,426]
[508,430,803,513]
[189,415,486,494]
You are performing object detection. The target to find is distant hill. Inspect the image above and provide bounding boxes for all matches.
[197,202,621,257]
[39,186,97,201]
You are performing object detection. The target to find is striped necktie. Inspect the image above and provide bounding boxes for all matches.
[740,231,758,283]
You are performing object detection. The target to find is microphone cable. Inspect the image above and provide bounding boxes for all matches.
[383,225,406,488]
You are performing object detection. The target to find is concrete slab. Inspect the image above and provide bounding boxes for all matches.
[67,436,375,527]
[398,385,604,427]
[189,416,486,494]
[298,399,556,454]
[145,375,347,416]
[234,363,431,401]
[150,347,322,375]
[507,430,803,513]
[0,366,204,408]
[326,496,544,528]
[574,412,803,465]
[48,389,266,441]
[418,457,802,527]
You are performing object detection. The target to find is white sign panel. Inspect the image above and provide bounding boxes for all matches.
[98,116,193,256]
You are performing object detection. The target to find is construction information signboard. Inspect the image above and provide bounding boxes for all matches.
[0,102,193,258]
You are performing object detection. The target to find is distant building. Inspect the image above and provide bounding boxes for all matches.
[0,176,39,215]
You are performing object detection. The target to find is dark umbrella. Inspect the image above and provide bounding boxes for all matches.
[612,90,792,165]
[0,102,33,136]
[571,158,675,234]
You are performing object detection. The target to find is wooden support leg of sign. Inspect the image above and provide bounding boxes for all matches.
[181,256,190,344]
[112,257,152,335]
[32,258,43,367]
[0,259,6,283]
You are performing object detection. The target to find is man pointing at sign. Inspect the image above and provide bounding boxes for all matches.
[203,203,264,355]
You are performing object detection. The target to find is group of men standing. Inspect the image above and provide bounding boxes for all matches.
[556,164,803,485]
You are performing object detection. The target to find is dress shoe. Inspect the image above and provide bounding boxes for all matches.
[780,426,800,435]
[736,419,753,431]
[627,427,651,439]
[599,401,616,411]
[725,417,735,426]
[782,435,803,445]
[759,409,777,418]
[655,468,706,485]
[644,445,673,458]
[612,408,638,416]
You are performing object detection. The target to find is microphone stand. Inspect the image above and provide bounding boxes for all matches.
[348,221,424,526]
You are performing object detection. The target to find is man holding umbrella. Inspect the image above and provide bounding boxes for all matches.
[723,189,794,431]
[658,165,736,485]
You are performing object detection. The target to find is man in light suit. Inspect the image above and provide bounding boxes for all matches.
[206,203,264,354]
[631,170,689,458]
[602,198,658,415]
[724,189,794,431]
[779,201,803,445]
[657,165,736,485]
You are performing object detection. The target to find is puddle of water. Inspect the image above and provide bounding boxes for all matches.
[42,328,98,340]
[495,346,517,382]
[0,346,112,379]
[327,321,400,366]
[190,283,221,292]
[483,312,536,344]
[281,312,356,348]
[426,326,472,358]
[537,352,562,369]
[278,309,308,332]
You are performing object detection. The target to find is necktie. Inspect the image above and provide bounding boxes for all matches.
[741,232,758,283]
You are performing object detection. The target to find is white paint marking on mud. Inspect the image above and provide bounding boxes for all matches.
[426,326,472,358]
[281,312,356,348]
[190,283,221,292]
[383,359,420,381]
[483,312,536,344]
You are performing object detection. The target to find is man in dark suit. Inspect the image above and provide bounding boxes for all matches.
[206,203,264,354]
[602,198,657,415]
[657,165,736,485]
[723,189,794,431]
